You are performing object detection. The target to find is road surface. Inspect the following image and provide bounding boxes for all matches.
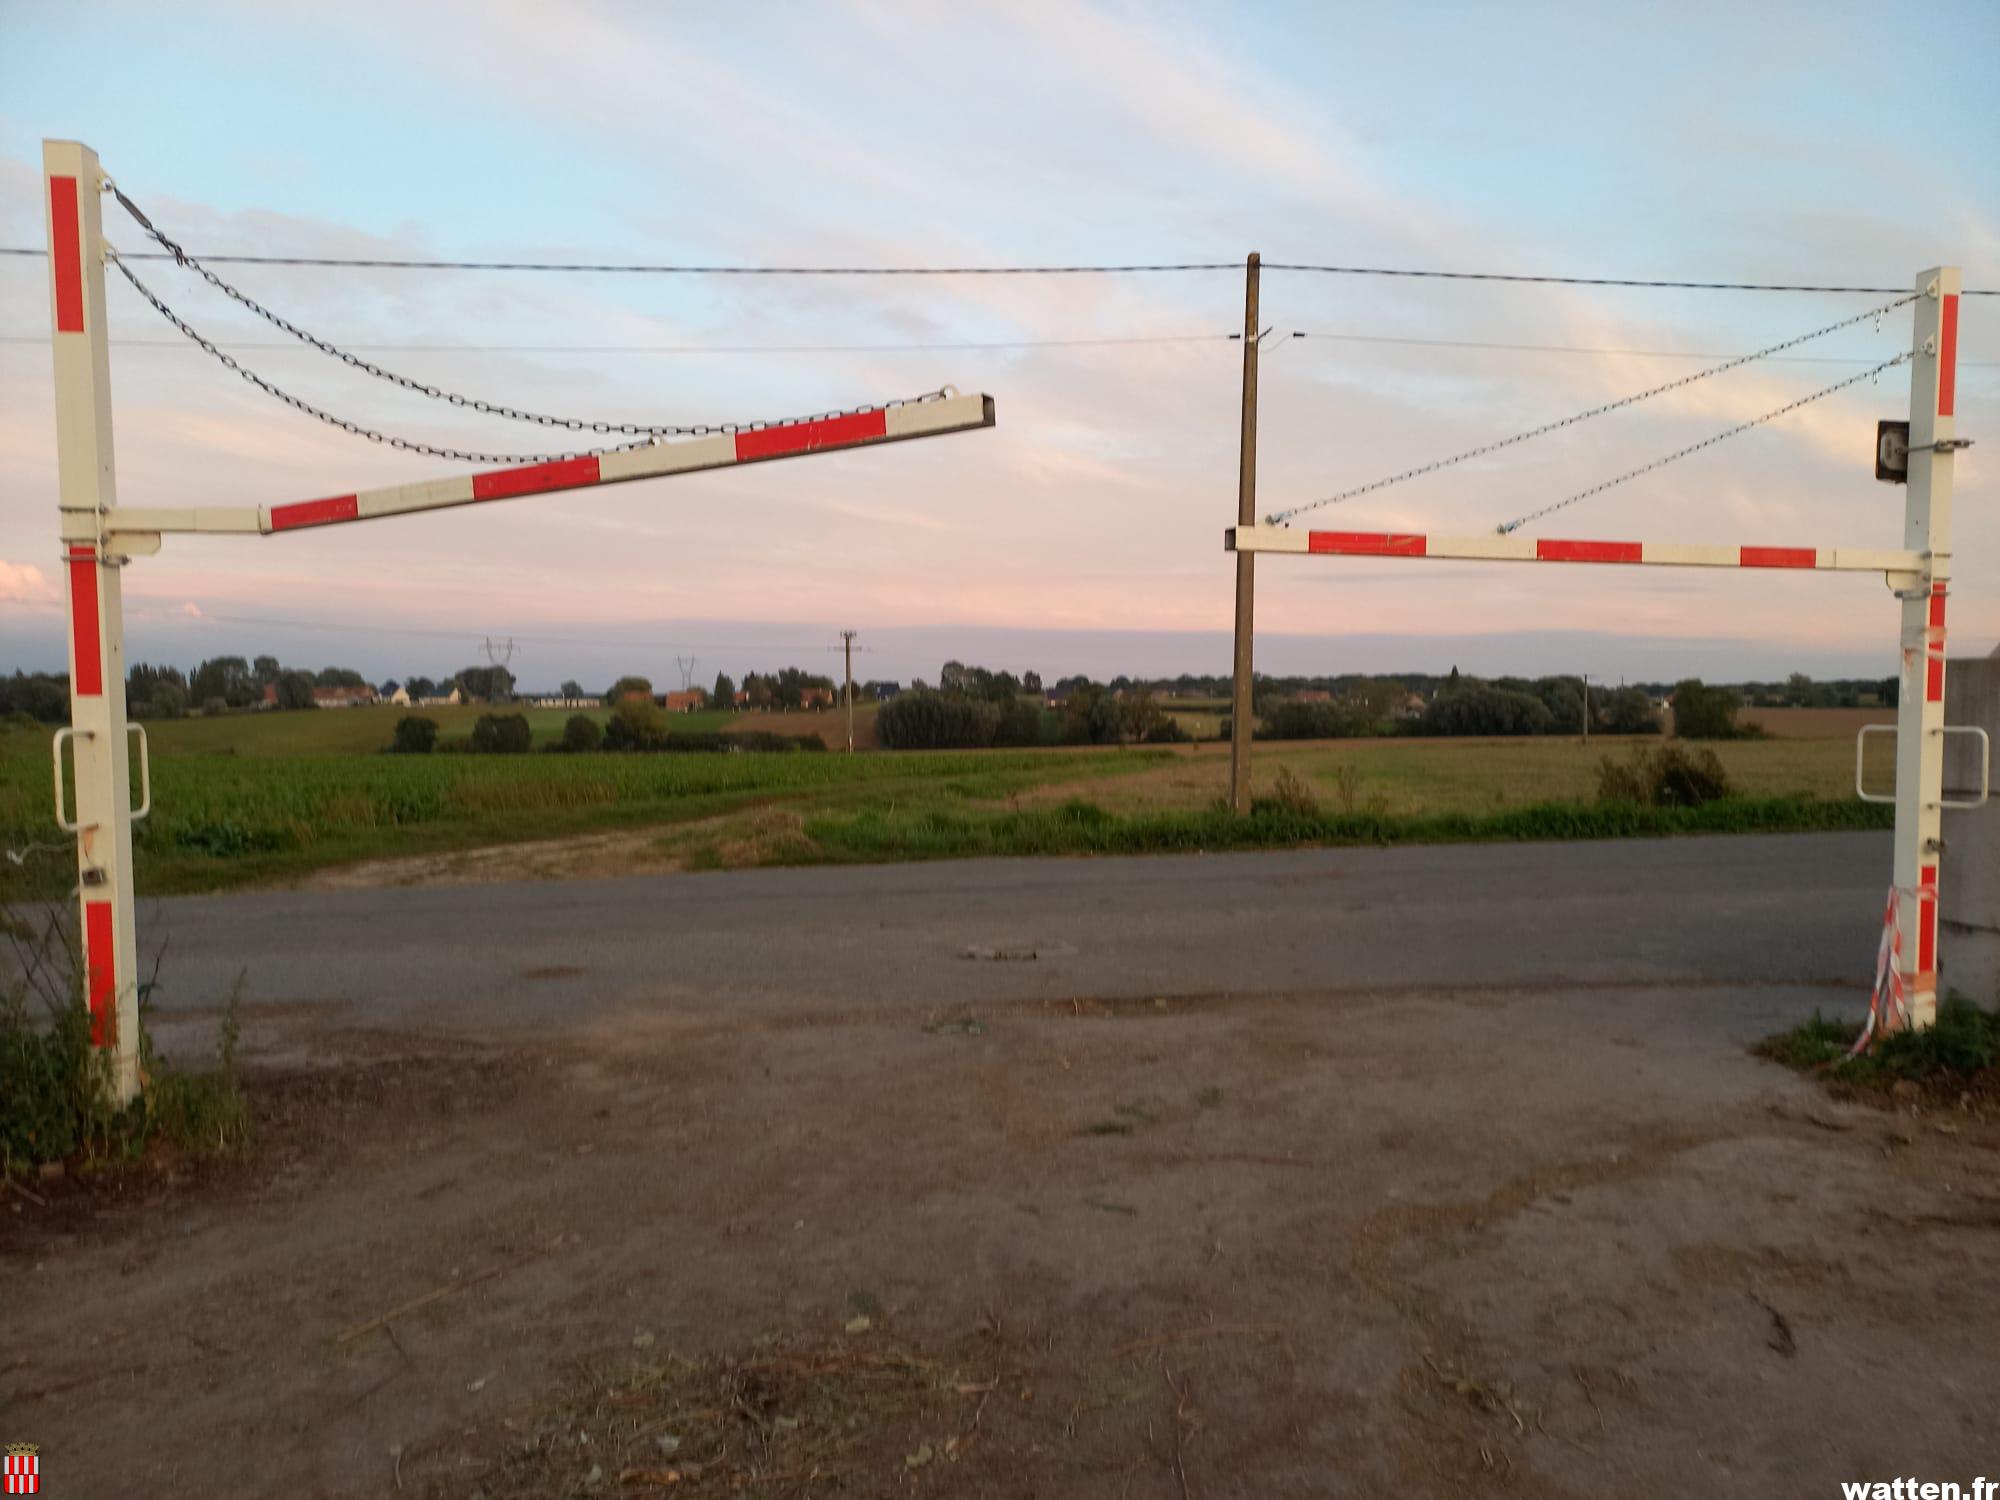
[141,831,1886,1034]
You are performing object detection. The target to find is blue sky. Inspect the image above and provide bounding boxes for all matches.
[2,0,1995,688]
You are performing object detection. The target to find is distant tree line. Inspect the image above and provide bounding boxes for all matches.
[875,661,1185,750]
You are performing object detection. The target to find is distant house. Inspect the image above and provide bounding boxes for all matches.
[662,689,708,714]
[313,684,379,709]
[800,687,835,710]
[734,688,753,708]
[416,687,464,707]
[1292,689,1332,704]
[1400,692,1427,719]
[384,685,411,707]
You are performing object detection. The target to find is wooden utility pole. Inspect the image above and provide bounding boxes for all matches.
[1228,252,1262,814]
[840,630,858,753]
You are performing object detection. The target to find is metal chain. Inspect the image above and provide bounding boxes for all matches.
[109,251,953,467]
[109,186,942,438]
[1266,295,1916,525]
[109,253,641,464]
[1494,351,1912,535]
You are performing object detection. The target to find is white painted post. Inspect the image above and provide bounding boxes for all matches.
[1892,266,1962,1030]
[44,139,141,1104]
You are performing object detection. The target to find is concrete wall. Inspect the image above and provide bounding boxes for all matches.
[1942,657,2000,1005]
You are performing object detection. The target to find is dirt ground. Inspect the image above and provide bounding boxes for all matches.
[5,980,1997,1498]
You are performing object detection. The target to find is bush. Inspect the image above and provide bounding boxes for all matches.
[1595,686,1662,735]
[1260,700,1366,741]
[1421,683,1555,737]
[1258,766,1319,815]
[1670,678,1750,740]
[561,714,603,753]
[1596,744,1734,807]
[470,712,533,754]
[876,689,1001,750]
[602,698,671,751]
[274,670,318,711]
[392,715,440,754]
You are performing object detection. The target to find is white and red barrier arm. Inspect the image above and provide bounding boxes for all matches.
[1228,524,1923,577]
[104,392,994,544]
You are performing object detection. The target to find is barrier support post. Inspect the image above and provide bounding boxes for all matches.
[1893,265,1961,1030]
[44,140,141,1103]
[1228,252,1261,814]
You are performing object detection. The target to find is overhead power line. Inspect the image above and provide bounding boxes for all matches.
[2,242,1989,293]
[1265,262,1996,295]
[1283,328,1997,369]
[0,332,1231,355]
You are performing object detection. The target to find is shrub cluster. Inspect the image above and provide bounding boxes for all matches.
[392,715,439,754]
[1596,744,1734,807]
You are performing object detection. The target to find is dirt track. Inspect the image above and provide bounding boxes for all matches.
[5,974,1996,1498]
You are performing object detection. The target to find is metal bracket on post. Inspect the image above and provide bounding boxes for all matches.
[129,723,151,822]
[51,726,91,833]
[1855,724,1896,805]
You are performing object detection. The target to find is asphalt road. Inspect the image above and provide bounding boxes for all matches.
[140,832,1887,1035]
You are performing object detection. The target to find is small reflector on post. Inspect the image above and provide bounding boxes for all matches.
[1876,419,1910,483]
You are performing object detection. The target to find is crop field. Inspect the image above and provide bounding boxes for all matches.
[0,722,1162,893]
[141,703,732,755]
[0,713,1885,896]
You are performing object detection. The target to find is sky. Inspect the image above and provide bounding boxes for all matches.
[1,0,1996,691]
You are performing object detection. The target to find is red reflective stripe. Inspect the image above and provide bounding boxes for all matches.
[67,545,102,696]
[1537,538,1641,564]
[86,899,115,1047]
[1918,866,1938,974]
[1739,546,1815,569]
[270,494,359,531]
[472,455,599,502]
[1927,584,1946,702]
[49,175,85,334]
[735,408,888,462]
[1938,294,1958,418]
[1306,531,1427,556]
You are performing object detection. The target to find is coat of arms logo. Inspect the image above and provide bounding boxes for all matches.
[2,1444,38,1496]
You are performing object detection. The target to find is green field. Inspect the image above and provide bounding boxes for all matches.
[0,713,1885,897]
[136,702,737,756]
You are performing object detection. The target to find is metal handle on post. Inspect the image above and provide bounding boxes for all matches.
[1859,723,1993,809]
[1855,723,1895,805]
[1941,725,1990,811]
[129,723,151,821]
[51,726,91,832]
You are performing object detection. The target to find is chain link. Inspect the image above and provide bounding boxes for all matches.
[110,186,946,439]
[109,251,953,467]
[1266,295,1917,525]
[1493,352,1911,535]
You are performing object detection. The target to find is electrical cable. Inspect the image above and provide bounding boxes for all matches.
[3,241,1989,292]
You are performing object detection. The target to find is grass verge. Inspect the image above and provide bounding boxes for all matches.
[1754,997,2000,1105]
[2,901,247,1180]
[799,793,1892,866]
